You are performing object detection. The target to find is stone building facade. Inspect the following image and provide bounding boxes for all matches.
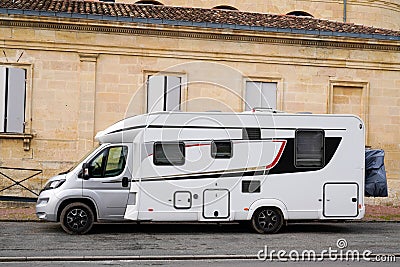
[0,0,399,203]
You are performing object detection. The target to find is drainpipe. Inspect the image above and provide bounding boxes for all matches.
[343,0,347,22]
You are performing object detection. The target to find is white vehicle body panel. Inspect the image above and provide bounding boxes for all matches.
[37,111,365,224]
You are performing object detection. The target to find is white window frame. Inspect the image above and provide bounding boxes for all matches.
[0,63,33,150]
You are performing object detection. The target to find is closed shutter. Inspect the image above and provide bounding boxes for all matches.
[6,68,26,133]
[165,76,181,111]
[147,75,181,112]
[0,67,6,132]
[245,81,277,110]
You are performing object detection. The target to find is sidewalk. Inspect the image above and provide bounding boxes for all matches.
[0,202,399,222]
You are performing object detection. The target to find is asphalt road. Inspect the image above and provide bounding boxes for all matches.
[0,221,399,266]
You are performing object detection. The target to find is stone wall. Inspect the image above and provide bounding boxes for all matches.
[0,14,399,203]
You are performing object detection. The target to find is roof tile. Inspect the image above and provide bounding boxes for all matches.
[0,0,399,37]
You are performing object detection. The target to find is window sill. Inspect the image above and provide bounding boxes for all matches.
[0,133,33,151]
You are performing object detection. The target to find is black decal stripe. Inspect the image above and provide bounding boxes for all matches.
[268,137,342,174]
[108,125,346,135]
[132,137,342,182]
[134,170,265,182]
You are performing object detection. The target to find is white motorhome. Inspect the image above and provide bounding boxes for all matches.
[36,110,365,234]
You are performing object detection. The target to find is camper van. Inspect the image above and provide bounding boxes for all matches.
[36,110,365,234]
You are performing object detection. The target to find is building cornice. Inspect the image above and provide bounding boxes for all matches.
[0,14,399,52]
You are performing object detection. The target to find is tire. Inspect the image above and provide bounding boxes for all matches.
[251,207,284,234]
[60,202,94,235]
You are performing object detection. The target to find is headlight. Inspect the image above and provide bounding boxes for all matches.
[42,179,66,192]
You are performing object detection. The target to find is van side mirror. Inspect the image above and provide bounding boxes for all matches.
[82,163,90,180]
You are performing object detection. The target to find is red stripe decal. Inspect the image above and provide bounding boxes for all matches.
[265,140,287,170]
[147,143,209,157]
[185,143,210,148]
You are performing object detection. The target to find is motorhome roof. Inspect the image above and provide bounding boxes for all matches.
[95,111,361,143]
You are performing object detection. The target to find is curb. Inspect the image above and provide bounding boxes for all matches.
[0,253,399,262]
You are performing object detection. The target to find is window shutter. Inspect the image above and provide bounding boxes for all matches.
[0,67,6,132]
[245,81,261,111]
[5,68,26,133]
[147,75,181,112]
[245,81,277,110]
[147,75,165,112]
[165,76,181,111]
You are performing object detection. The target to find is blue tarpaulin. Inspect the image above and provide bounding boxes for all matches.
[365,149,388,197]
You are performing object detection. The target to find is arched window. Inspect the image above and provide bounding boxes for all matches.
[286,11,313,17]
[135,0,164,5]
[212,5,239,11]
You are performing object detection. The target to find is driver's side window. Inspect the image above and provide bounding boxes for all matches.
[89,146,127,178]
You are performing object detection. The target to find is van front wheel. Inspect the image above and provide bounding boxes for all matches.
[60,202,94,234]
[251,207,283,234]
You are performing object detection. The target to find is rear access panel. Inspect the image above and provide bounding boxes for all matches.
[174,191,192,209]
[203,189,230,219]
[323,183,359,217]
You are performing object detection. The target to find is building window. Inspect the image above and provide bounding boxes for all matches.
[147,75,182,112]
[286,11,313,17]
[135,0,164,5]
[153,142,185,166]
[295,130,325,167]
[211,141,232,158]
[0,66,26,133]
[245,81,277,111]
[212,5,238,11]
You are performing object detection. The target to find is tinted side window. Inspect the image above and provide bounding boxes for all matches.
[295,130,325,167]
[89,146,127,177]
[211,141,232,158]
[89,150,107,178]
[104,146,128,177]
[154,142,185,165]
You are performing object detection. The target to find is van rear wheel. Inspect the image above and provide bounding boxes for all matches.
[60,202,94,234]
[251,207,283,234]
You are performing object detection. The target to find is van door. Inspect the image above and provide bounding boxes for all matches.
[323,183,359,217]
[82,144,132,220]
[203,189,230,219]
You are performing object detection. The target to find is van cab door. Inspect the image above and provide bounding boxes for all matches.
[82,144,132,220]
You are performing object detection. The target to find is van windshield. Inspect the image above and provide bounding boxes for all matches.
[58,145,101,175]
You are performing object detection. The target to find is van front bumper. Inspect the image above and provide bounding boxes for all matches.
[36,191,58,222]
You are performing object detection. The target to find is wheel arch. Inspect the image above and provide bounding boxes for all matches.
[246,199,288,220]
[57,197,98,222]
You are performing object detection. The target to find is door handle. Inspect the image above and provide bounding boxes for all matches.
[122,177,129,187]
